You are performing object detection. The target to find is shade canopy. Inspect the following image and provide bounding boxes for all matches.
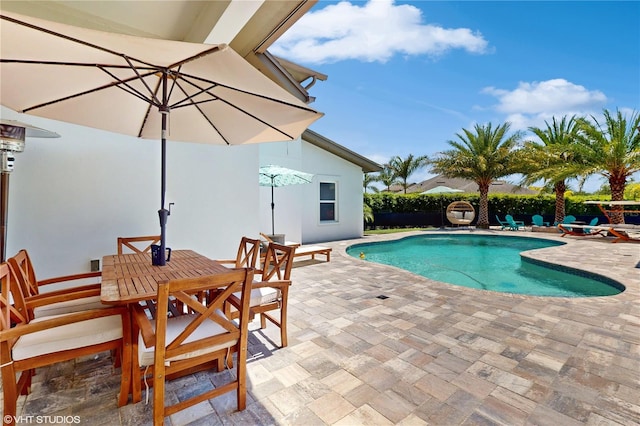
[421,185,464,194]
[0,11,322,145]
[259,165,314,188]
[0,11,323,265]
[259,165,313,235]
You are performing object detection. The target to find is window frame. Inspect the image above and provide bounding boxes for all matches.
[319,181,338,223]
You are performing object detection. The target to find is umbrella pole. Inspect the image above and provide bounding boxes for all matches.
[271,184,275,235]
[157,74,169,266]
[0,172,8,262]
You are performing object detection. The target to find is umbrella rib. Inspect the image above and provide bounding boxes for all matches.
[15,65,160,113]
[98,64,162,107]
[0,13,222,74]
[179,72,319,113]
[121,56,163,107]
[168,79,231,145]
[170,76,296,141]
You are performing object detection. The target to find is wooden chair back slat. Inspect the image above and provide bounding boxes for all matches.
[261,242,295,281]
[136,268,254,424]
[234,237,261,269]
[117,235,161,255]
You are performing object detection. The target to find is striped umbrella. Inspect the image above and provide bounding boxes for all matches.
[259,165,313,235]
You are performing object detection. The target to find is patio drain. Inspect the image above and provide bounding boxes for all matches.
[376,295,389,299]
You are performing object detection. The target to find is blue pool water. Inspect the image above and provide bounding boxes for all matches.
[347,234,623,297]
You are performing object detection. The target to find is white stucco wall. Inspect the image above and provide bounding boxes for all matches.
[300,142,364,243]
[2,107,261,278]
[259,138,364,244]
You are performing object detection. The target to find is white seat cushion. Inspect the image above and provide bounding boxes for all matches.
[12,313,123,361]
[231,287,278,309]
[138,311,237,367]
[33,295,107,318]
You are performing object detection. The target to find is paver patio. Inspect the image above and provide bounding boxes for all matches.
[3,229,639,425]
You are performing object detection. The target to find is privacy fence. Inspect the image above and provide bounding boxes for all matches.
[364,193,640,228]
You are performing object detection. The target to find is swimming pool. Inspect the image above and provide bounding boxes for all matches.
[347,234,624,297]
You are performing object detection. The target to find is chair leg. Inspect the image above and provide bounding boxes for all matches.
[153,363,166,426]
[280,288,289,348]
[118,326,133,407]
[236,345,247,411]
[260,313,267,330]
[2,363,18,425]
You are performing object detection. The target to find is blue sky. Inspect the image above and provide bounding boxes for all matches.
[271,0,640,191]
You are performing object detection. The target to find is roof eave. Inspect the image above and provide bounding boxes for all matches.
[302,129,383,173]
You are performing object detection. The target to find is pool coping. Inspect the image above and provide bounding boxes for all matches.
[335,228,640,303]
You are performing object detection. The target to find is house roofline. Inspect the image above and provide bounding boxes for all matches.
[302,129,382,173]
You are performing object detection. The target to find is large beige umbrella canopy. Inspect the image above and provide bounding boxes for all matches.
[0,11,323,265]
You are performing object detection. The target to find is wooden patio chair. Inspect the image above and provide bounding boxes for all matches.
[229,242,295,348]
[216,236,261,269]
[7,249,104,320]
[117,235,161,254]
[0,262,132,423]
[130,268,254,424]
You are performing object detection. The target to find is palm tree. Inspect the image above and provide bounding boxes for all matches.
[363,173,379,193]
[431,122,523,228]
[377,165,399,192]
[388,154,429,194]
[574,109,640,223]
[521,115,581,224]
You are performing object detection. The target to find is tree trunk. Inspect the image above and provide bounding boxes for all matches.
[554,180,566,224]
[477,181,490,228]
[609,174,626,224]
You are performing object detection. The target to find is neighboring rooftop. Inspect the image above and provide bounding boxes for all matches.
[391,175,538,195]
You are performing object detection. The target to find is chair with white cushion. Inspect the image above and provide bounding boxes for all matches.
[229,242,295,348]
[0,262,131,423]
[8,249,105,320]
[130,268,254,424]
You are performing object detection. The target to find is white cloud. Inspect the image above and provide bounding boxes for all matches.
[271,0,489,64]
[481,78,608,130]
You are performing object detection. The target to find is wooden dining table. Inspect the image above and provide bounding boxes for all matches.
[100,249,231,404]
[101,249,229,304]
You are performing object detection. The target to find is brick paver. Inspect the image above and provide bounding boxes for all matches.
[4,229,639,425]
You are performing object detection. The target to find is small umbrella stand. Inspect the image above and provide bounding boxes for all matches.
[0,120,59,261]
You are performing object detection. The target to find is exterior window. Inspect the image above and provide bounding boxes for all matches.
[319,182,337,222]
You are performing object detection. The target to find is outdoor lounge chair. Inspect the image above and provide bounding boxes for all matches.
[260,233,331,262]
[609,227,640,243]
[505,215,525,231]
[532,214,550,227]
[495,215,510,230]
[557,218,607,237]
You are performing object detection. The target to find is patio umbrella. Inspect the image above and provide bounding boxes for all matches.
[421,186,464,227]
[0,119,60,261]
[259,165,313,235]
[421,185,464,194]
[0,11,323,265]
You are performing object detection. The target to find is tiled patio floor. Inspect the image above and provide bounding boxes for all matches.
[4,229,639,425]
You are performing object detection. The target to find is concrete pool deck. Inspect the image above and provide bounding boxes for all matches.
[4,229,639,425]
